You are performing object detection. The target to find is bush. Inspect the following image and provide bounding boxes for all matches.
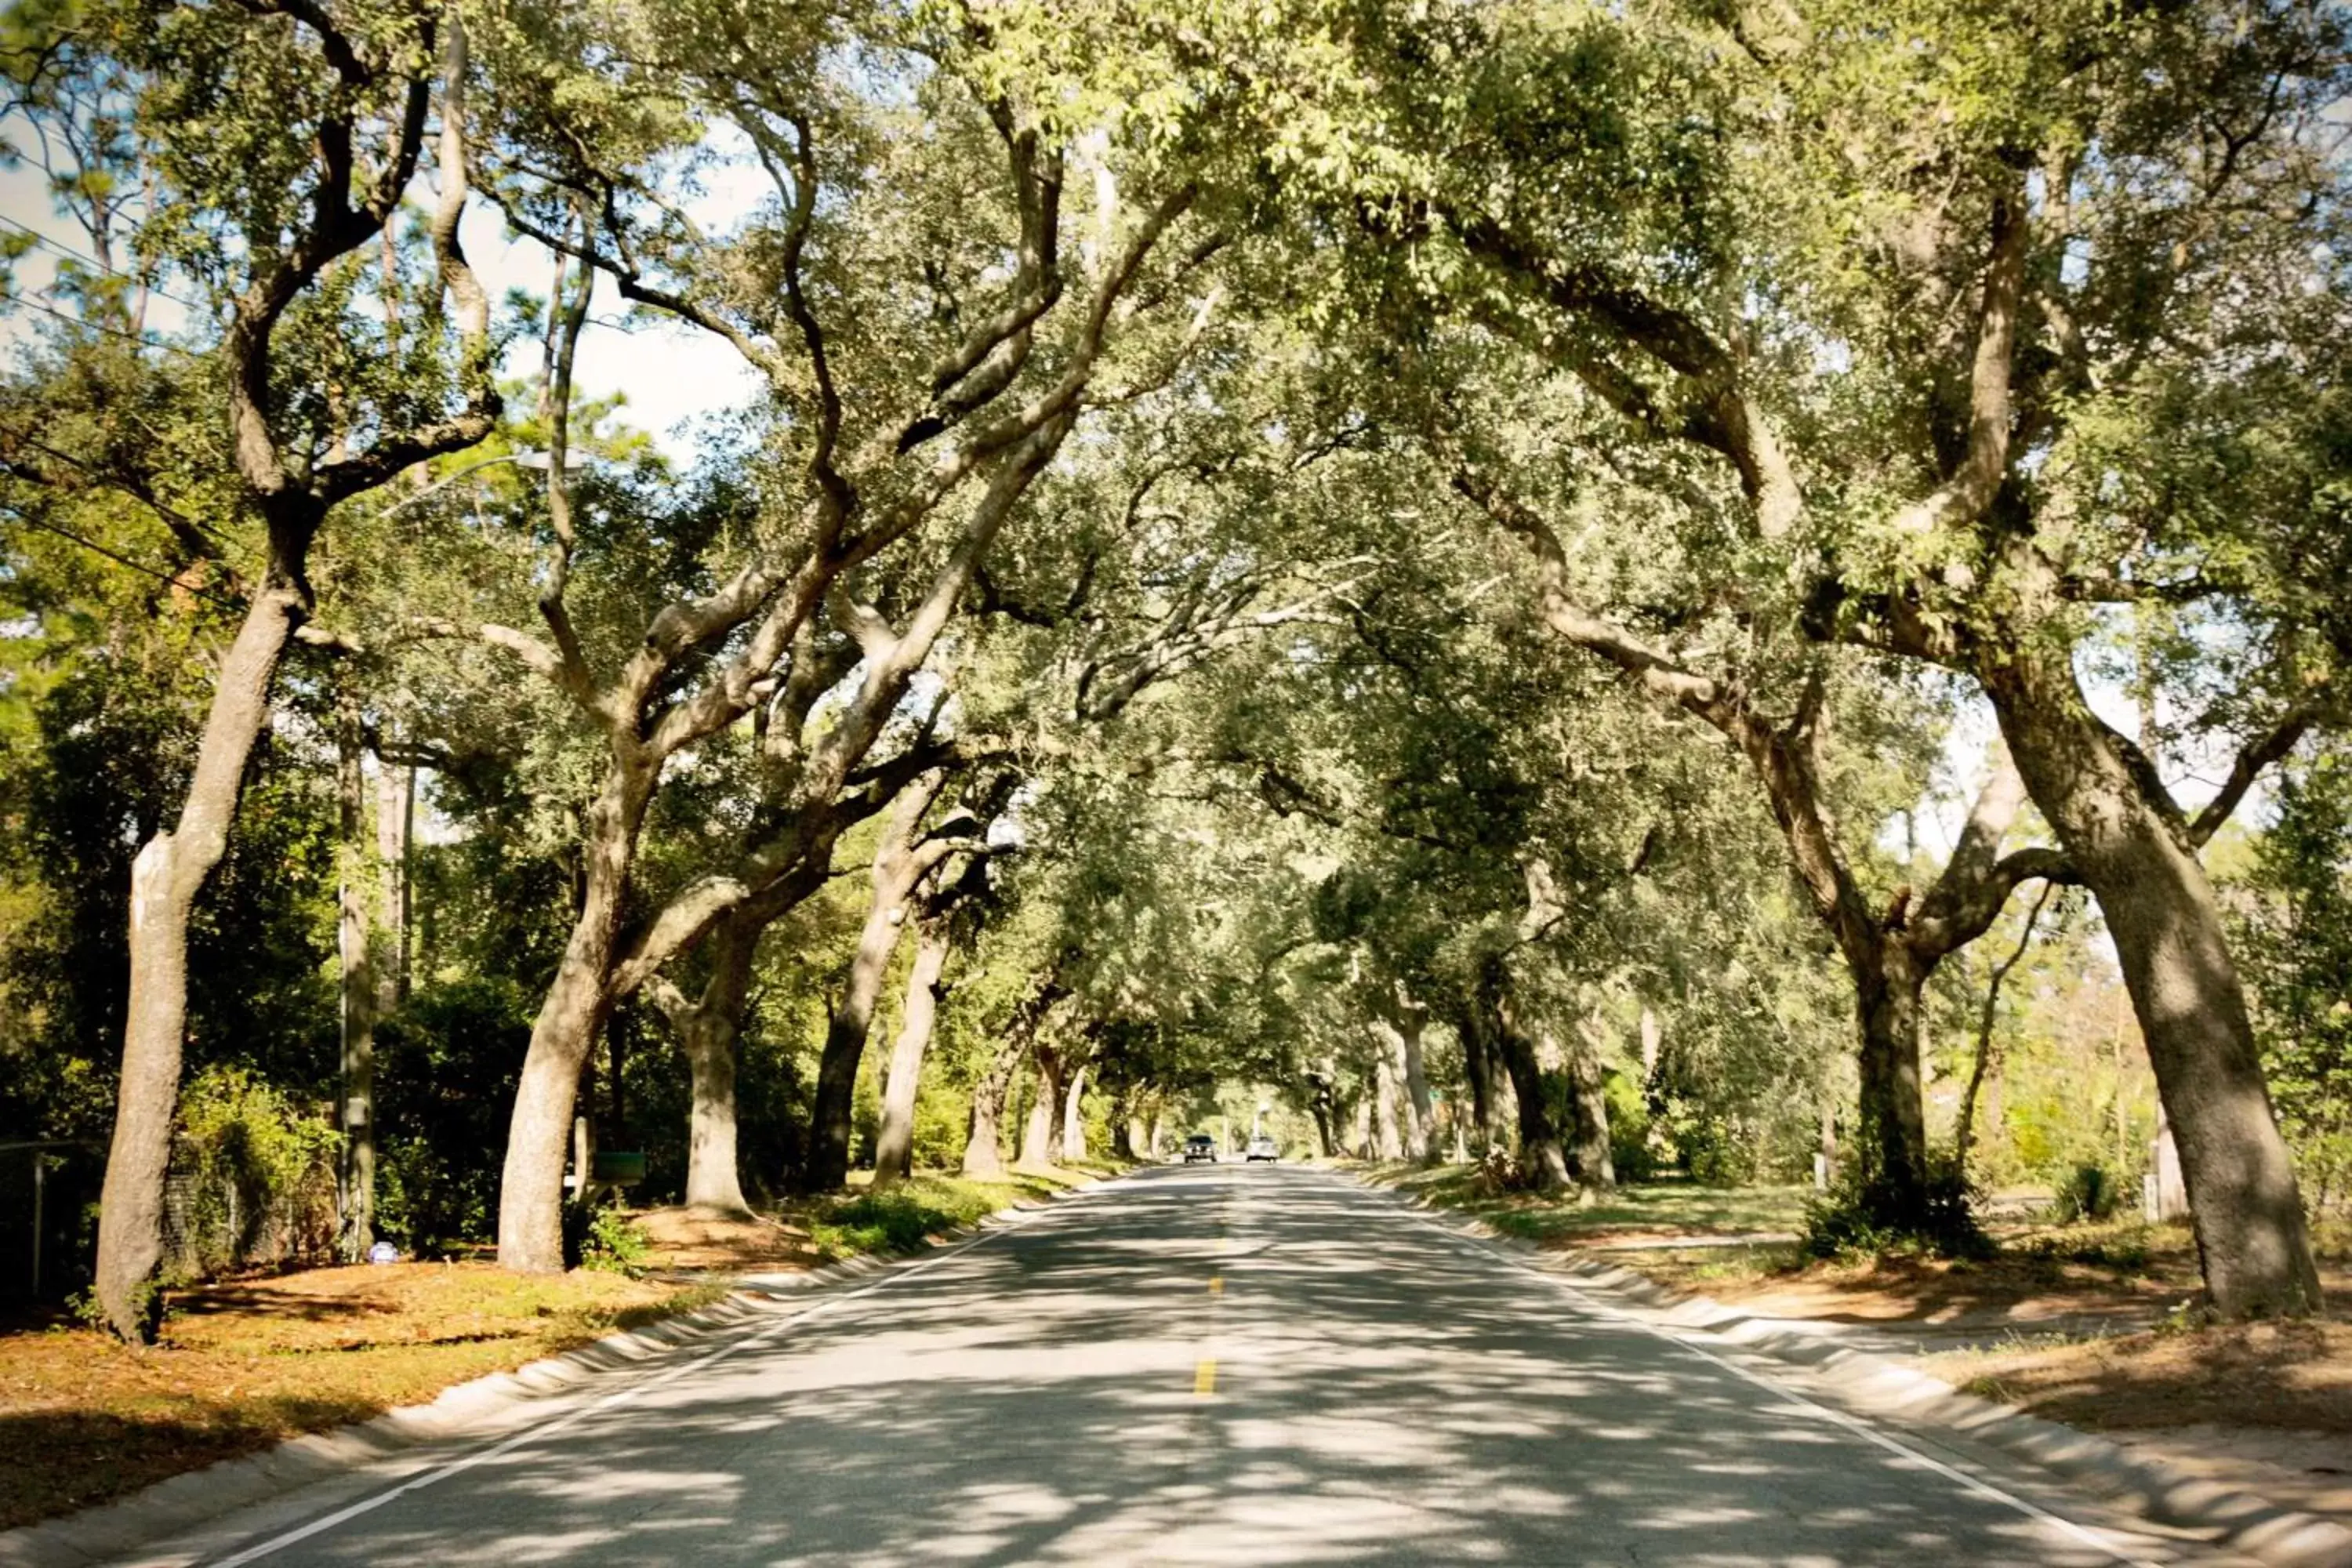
[579,1208,652,1276]
[166,1065,339,1280]
[2052,1162,2125,1224]
[1802,1166,1989,1261]
[372,979,532,1254]
[807,1180,1004,1260]
[1604,1070,1660,1182]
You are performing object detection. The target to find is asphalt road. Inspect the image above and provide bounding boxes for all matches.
[141,1164,2245,1567]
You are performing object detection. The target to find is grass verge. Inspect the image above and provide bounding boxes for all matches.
[0,1265,731,1532]
[803,1171,1073,1260]
[632,1164,1121,1273]
[1356,1161,1813,1247]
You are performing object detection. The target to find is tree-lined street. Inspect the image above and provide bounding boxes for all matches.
[4,0,2349,1551]
[146,1168,2235,1568]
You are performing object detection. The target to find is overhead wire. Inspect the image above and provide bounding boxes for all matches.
[0,503,242,606]
[0,212,213,313]
[0,288,201,357]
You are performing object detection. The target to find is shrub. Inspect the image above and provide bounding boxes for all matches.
[1802,1166,1989,1261]
[2052,1162,2125,1224]
[579,1208,652,1276]
[166,1065,339,1280]
[1604,1070,1660,1182]
[807,1180,1004,1260]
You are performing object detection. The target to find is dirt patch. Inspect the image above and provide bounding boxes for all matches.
[633,1207,818,1272]
[1927,1319,2352,1527]
[1930,1319,2352,1436]
[1629,1243,2198,1330]
[1581,1219,2352,1337]
[0,1264,722,1532]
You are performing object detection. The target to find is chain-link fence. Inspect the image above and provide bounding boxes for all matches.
[154,1067,341,1282]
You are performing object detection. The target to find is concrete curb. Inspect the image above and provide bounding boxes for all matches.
[0,1174,1111,1568]
[1358,1172,2352,1568]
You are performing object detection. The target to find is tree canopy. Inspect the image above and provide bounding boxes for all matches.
[2,0,2347,1334]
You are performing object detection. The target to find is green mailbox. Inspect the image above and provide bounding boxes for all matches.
[591,1150,647,1186]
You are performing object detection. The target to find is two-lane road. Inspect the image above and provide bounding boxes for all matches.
[142,1166,2240,1566]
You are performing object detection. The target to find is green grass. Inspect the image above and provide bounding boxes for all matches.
[1361,1162,1813,1247]
[804,1172,1067,1261]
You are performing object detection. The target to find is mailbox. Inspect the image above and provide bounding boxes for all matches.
[591,1150,647,1186]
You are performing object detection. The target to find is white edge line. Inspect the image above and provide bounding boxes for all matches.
[205,1175,1130,1568]
[1363,1178,2169,1568]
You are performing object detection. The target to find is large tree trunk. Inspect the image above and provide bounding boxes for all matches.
[1483,963,1572,1192]
[963,975,1065,1176]
[1456,1010,1497,1158]
[1851,938,1932,1219]
[964,1040,1022,1178]
[1020,1044,1063,1167]
[805,774,949,1192]
[497,760,654,1272]
[1982,637,2321,1316]
[96,580,305,1339]
[872,916,950,1189]
[1564,1020,1615,1188]
[1305,1069,1338,1158]
[335,687,379,1261]
[1060,1065,1089,1163]
[677,918,758,1216]
[652,859,838,1214]
[1396,1010,1435,1163]
[1371,1036,1403,1160]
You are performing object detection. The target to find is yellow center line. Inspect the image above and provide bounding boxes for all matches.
[1208,1274,1223,1295]
[1194,1356,1217,1396]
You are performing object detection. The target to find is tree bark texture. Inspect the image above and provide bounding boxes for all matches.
[963,1044,1018,1177]
[1565,1020,1614,1187]
[1456,1011,1497,1157]
[1982,629,2321,1316]
[1060,1065,1089,1163]
[1305,1066,1339,1159]
[805,772,952,1192]
[1480,962,1571,1192]
[335,687,379,1260]
[963,975,1066,1176]
[1852,938,1931,1214]
[677,919,759,1215]
[97,581,306,1338]
[1371,1037,1403,1161]
[1021,1044,1063,1167]
[497,759,654,1271]
[1396,1010,1435,1163]
[872,916,951,1189]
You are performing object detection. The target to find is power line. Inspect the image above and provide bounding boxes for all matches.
[0,504,241,605]
[0,212,212,313]
[0,288,200,358]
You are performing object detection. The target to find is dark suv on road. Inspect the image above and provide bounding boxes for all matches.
[1182,1134,1218,1163]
